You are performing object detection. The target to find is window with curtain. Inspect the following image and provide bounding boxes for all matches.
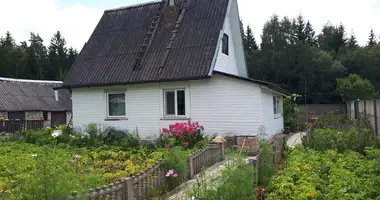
[107,93,126,117]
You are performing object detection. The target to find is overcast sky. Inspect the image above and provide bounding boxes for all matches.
[1,0,379,50]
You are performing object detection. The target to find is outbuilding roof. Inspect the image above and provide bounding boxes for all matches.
[0,77,72,112]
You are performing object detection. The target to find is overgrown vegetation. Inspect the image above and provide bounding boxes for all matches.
[302,114,379,154]
[266,147,380,200]
[266,114,380,199]
[186,151,257,200]
[1,121,212,199]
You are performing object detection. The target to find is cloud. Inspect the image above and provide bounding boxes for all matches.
[0,0,103,50]
[1,0,379,50]
[237,0,380,46]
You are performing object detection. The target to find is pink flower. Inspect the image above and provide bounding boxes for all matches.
[162,128,169,133]
[188,126,194,133]
[184,141,189,147]
[177,130,183,137]
[200,126,204,130]
[188,120,191,125]
[195,122,199,126]
[196,134,198,137]
[166,169,175,177]
[165,144,170,149]
[69,159,74,163]
[169,124,174,129]
[173,173,178,177]
[160,133,164,137]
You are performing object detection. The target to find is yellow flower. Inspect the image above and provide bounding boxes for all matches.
[307,191,316,198]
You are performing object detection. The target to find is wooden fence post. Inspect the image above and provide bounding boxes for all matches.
[220,143,225,160]
[124,178,135,200]
[188,154,194,179]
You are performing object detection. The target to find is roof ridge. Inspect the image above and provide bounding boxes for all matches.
[105,0,162,13]
[0,77,63,85]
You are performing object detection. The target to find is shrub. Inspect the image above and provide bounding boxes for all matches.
[23,128,56,145]
[258,140,275,186]
[302,127,378,154]
[158,120,205,149]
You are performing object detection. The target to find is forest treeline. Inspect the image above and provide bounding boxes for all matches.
[241,14,380,104]
[1,14,379,103]
[0,31,77,81]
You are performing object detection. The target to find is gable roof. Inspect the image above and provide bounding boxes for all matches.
[63,0,230,88]
[0,77,72,112]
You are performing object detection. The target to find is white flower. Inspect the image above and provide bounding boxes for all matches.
[32,154,37,157]
[51,130,63,138]
[80,132,89,139]
[74,154,81,159]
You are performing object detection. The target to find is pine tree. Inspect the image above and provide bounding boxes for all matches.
[368,29,377,47]
[48,31,68,80]
[304,21,315,46]
[348,32,358,50]
[296,14,306,42]
[0,31,15,49]
[245,25,258,53]
[27,33,48,79]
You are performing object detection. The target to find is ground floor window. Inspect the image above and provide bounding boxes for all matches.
[106,92,126,118]
[164,89,186,117]
[273,96,281,115]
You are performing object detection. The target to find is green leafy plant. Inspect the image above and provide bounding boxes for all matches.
[186,151,257,200]
[258,140,276,186]
[163,146,188,190]
[266,147,380,200]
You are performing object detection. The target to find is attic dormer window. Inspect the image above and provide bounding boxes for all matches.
[222,33,229,55]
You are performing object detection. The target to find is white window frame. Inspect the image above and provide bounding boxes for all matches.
[273,96,282,117]
[163,88,187,118]
[105,91,127,119]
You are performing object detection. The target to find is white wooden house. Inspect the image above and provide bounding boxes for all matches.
[61,0,287,138]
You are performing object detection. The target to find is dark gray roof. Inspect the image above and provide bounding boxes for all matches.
[0,79,72,112]
[63,0,229,88]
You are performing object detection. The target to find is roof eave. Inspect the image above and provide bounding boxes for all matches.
[213,71,290,96]
[59,75,212,90]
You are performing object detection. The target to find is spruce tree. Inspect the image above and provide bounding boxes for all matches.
[368,29,377,47]
[348,32,358,50]
[296,14,306,42]
[245,25,258,53]
[304,21,315,46]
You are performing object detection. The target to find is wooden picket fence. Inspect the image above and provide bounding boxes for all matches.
[0,120,44,133]
[68,143,224,200]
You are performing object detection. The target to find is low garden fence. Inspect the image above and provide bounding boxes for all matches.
[0,120,44,133]
[68,143,224,200]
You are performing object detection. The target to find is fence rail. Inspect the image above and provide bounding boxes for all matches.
[68,143,224,200]
[0,120,44,133]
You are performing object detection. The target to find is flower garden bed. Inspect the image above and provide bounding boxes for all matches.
[0,120,214,199]
[0,142,163,200]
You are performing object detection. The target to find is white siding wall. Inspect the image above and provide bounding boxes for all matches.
[71,74,263,138]
[260,89,284,137]
[213,0,248,78]
[213,1,239,76]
